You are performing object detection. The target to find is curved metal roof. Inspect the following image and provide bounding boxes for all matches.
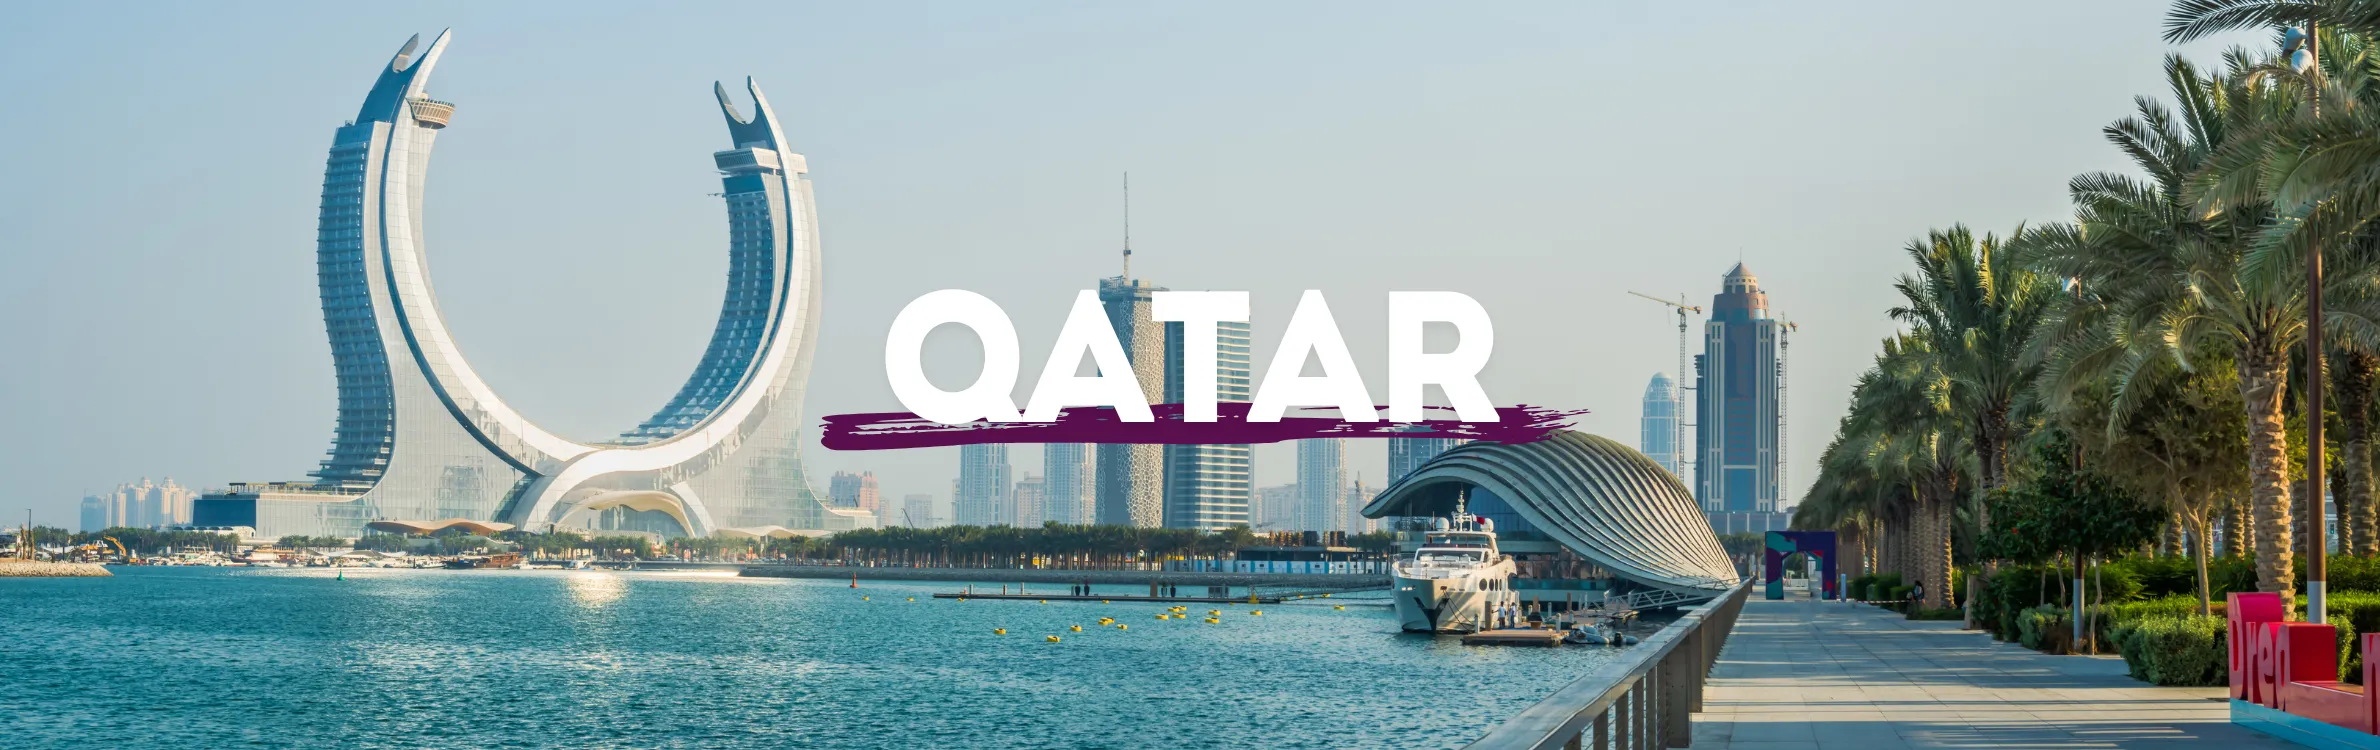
[364,518,516,536]
[1361,431,1737,595]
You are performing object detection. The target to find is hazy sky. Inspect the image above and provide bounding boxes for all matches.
[0,2,2265,526]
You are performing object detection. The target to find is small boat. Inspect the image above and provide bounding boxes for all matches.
[1391,494,1519,634]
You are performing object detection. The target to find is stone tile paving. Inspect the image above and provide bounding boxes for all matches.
[1688,594,2298,749]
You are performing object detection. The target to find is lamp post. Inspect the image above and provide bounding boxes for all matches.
[2288,23,2330,625]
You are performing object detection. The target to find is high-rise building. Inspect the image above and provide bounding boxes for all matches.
[1096,275,1168,527]
[1695,264,1783,525]
[1044,443,1094,525]
[82,478,198,531]
[827,471,883,527]
[957,444,1012,527]
[1163,317,1254,531]
[1386,432,1463,486]
[1254,483,1299,531]
[1641,373,1682,479]
[1296,439,1346,533]
[192,33,839,540]
[1344,477,1376,534]
[902,493,939,529]
[1013,474,1046,527]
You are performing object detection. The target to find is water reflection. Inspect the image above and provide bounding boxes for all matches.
[566,572,626,608]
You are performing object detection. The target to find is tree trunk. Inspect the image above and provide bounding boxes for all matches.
[2192,514,2214,617]
[2343,350,2378,557]
[2228,496,2252,557]
[2240,350,2297,599]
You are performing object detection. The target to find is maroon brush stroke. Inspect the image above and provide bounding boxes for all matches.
[818,403,1586,451]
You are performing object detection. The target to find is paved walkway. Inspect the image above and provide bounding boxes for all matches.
[1689,595,2295,749]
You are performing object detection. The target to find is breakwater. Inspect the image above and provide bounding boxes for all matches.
[738,564,1387,589]
[0,560,112,577]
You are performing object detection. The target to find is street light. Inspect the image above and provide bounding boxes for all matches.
[2289,23,2330,625]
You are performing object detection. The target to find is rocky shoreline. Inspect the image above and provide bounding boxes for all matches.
[0,560,113,578]
[738,565,1387,589]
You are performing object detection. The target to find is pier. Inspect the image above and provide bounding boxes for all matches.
[1468,585,2297,749]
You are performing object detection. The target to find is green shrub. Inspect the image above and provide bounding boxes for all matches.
[2107,619,2151,681]
[1849,574,1879,601]
[2017,605,2068,652]
[1909,607,1964,621]
[2128,615,2227,686]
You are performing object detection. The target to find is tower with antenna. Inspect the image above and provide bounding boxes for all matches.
[1097,172,1169,527]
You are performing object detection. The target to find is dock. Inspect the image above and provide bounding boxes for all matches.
[1461,628,1566,647]
[934,592,1290,604]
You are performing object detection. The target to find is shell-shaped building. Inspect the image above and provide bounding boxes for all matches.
[194,30,856,539]
[1361,431,1738,599]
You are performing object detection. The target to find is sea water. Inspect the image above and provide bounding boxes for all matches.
[2,567,1627,748]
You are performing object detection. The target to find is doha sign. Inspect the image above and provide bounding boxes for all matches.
[195,30,843,540]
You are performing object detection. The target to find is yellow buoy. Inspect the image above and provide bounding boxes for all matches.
[863,596,870,601]
[1070,625,1083,632]
[1155,614,1167,620]
[1101,600,1110,604]
[1038,599,1046,604]
[1117,624,1128,630]
[1322,593,1332,598]
[1251,610,1263,616]
[1208,610,1220,616]
[994,628,1007,635]
[1204,617,1220,624]
[907,597,915,602]
[1047,635,1061,642]
[1334,605,1345,610]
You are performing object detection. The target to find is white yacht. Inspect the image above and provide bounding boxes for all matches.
[1392,508,1519,634]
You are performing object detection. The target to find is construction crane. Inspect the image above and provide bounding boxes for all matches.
[1628,291,1703,480]
[1776,319,1797,506]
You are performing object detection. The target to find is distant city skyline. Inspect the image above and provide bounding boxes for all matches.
[0,4,2270,527]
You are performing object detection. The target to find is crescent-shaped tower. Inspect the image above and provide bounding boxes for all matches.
[194,30,853,540]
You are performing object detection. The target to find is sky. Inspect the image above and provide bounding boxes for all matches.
[0,2,2267,527]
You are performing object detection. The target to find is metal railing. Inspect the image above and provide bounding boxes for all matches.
[1466,578,1753,749]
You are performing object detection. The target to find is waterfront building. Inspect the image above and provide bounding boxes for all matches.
[1254,483,1299,531]
[1043,443,1093,525]
[1297,439,1346,533]
[828,471,880,515]
[956,444,1012,527]
[1013,473,1046,527]
[1096,274,1169,528]
[1640,373,1682,479]
[81,478,198,531]
[192,33,841,540]
[1693,264,1787,533]
[1163,316,1253,531]
[1386,431,1463,486]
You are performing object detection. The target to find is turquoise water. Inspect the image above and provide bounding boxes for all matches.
[3,567,1627,748]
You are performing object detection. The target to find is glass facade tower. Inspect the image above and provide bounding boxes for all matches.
[1640,372,1681,479]
[1163,318,1254,531]
[1694,264,1781,515]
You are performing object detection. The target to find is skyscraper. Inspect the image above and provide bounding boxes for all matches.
[1254,483,1299,531]
[1641,373,1682,479]
[1043,443,1094,525]
[1012,473,1046,527]
[1096,275,1168,527]
[1296,439,1346,532]
[829,471,883,526]
[1163,317,1254,531]
[902,493,939,528]
[957,444,1012,527]
[1694,264,1783,527]
[82,478,197,531]
[1386,432,1463,486]
[1344,477,1376,534]
[194,33,839,540]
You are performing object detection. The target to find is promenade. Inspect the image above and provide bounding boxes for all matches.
[1690,594,2290,749]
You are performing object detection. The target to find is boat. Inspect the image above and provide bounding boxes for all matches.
[1391,498,1519,634]
[443,552,523,570]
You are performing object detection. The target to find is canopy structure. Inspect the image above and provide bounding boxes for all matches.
[364,518,517,536]
[715,526,818,540]
[1361,431,1739,598]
